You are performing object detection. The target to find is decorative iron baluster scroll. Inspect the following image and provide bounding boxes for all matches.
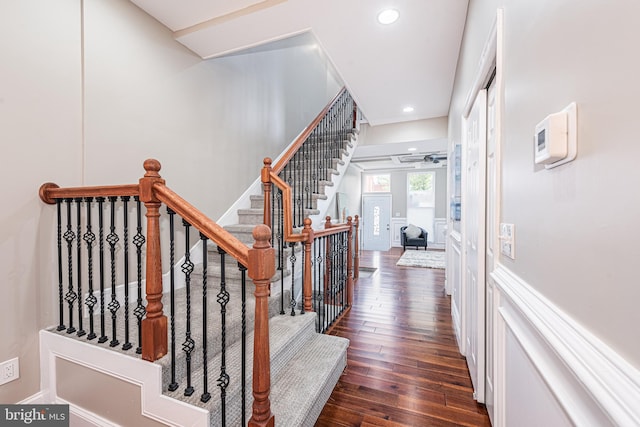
[107,196,120,348]
[96,197,108,344]
[75,198,85,337]
[217,247,230,415]
[84,197,97,340]
[64,198,77,334]
[181,219,195,397]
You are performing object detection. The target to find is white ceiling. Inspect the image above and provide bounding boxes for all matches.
[130,0,469,127]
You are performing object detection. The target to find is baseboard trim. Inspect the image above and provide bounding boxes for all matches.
[40,330,208,427]
[492,264,640,426]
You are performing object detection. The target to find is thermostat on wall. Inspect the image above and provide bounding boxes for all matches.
[534,102,577,169]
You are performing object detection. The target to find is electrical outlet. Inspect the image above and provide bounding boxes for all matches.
[0,357,20,385]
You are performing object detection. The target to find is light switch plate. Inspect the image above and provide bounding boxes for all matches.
[501,240,515,259]
[500,223,514,240]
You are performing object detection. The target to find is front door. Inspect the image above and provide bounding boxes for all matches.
[463,88,487,403]
[362,194,392,251]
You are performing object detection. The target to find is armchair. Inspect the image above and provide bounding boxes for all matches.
[400,224,428,251]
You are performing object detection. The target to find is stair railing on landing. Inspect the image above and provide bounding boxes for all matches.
[261,87,360,330]
[40,159,276,427]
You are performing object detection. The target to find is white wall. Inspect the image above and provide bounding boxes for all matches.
[358,117,448,146]
[0,0,341,404]
[497,0,640,368]
[449,0,640,424]
[83,2,341,221]
[0,0,82,403]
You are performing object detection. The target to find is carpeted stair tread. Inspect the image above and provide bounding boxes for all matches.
[162,312,321,425]
[270,333,349,427]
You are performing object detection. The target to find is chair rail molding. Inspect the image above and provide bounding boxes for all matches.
[491,264,640,427]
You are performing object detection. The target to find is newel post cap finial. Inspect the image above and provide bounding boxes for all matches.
[143,159,162,177]
[252,224,272,249]
[263,157,272,167]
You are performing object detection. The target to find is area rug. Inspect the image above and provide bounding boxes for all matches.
[396,250,445,269]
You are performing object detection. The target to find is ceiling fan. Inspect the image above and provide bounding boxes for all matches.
[393,152,448,165]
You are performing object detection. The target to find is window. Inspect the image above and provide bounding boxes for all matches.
[407,172,435,242]
[363,174,391,192]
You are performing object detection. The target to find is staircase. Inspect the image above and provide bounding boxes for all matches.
[38,87,358,426]
[165,179,350,425]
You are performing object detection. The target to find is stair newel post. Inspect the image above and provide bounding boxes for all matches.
[139,159,168,362]
[325,215,332,229]
[346,216,354,306]
[248,224,276,427]
[302,219,314,313]
[262,158,273,229]
[354,215,360,280]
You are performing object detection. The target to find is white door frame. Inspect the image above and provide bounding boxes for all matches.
[459,9,504,421]
[462,88,487,404]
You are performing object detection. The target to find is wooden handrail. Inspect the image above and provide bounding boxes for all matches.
[41,159,277,424]
[271,87,347,175]
[153,183,249,266]
[39,182,140,204]
[267,169,306,243]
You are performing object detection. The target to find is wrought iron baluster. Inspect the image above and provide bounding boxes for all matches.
[107,196,120,347]
[166,207,178,391]
[121,196,132,350]
[321,236,328,332]
[56,199,65,332]
[200,234,211,403]
[238,262,247,425]
[217,247,230,418]
[181,219,195,397]
[75,198,85,337]
[64,198,77,334]
[84,197,97,340]
[133,196,146,354]
[289,242,297,316]
[96,197,108,343]
[276,190,285,315]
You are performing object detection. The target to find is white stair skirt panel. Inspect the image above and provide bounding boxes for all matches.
[491,265,640,427]
[40,330,208,427]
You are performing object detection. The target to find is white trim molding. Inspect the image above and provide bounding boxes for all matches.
[492,264,640,426]
[40,330,208,427]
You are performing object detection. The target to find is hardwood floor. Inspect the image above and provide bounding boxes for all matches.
[316,248,491,427]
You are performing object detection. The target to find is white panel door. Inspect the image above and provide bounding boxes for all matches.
[463,88,487,403]
[362,194,392,251]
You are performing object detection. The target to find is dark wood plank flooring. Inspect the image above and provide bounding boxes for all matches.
[316,248,491,427]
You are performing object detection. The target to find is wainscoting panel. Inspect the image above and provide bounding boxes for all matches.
[39,330,208,427]
[491,265,640,427]
[448,230,463,352]
[391,218,406,247]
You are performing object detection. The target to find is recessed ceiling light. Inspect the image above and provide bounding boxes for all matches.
[403,106,414,113]
[377,9,399,25]
[408,147,417,152]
